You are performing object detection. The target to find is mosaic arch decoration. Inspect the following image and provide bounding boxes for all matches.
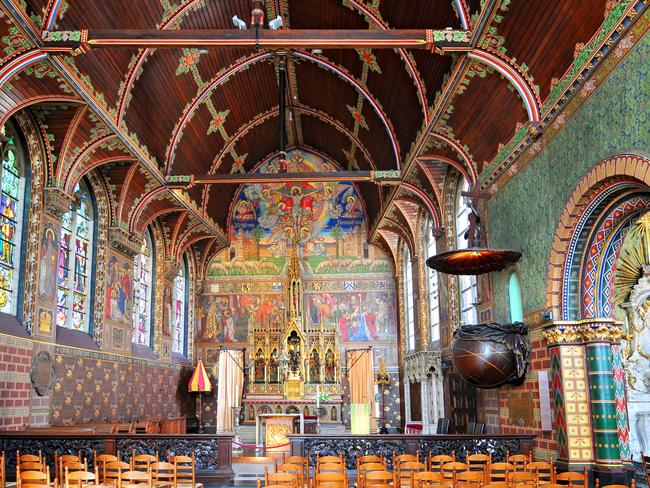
[200,148,399,367]
[561,181,650,320]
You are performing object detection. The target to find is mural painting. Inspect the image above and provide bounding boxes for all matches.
[306,291,396,342]
[200,149,399,371]
[162,284,172,336]
[199,293,284,343]
[38,223,58,301]
[105,254,133,325]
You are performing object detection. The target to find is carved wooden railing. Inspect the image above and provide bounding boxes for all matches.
[0,432,233,483]
[289,433,536,469]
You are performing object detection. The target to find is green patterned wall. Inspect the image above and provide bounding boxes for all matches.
[488,32,650,320]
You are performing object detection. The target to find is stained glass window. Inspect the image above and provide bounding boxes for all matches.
[132,230,153,346]
[57,180,94,332]
[0,131,27,315]
[507,271,524,323]
[456,179,478,326]
[172,258,187,355]
[425,218,440,342]
[403,244,415,352]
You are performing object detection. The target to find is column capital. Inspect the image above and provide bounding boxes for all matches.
[43,187,74,217]
[543,317,624,346]
[109,225,143,258]
[163,259,181,279]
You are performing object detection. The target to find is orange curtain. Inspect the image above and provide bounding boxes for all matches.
[216,349,244,433]
[348,349,376,429]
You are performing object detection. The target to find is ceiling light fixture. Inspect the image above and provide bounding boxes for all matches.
[426,187,521,275]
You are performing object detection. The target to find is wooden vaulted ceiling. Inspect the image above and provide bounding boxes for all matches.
[0,0,627,266]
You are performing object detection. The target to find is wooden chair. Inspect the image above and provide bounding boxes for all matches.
[276,463,303,488]
[132,454,157,472]
[65,468,97,488]
[511,471,536,488]
[456,471,484,488]
[62,462,87,479]
[366,471,396,488]
[466,454,491,482]
[170,455,202,488]
[317,464,345,474]
[488,462,513,485]
[105,461,131,486]
[150,462,175,488]
[94,452,119,483]
[316,455,344,466]
[120,470,152,488]
[17,470,49,488]
[412,471,446,488]
[282,456,308,488]
[21,481,57,488]
[17,462,47,476]
[484,483,508,488]
[428,454,455,472]
[55,454,81,484]
[526,462,553,486]
[394,455,419,469]
[264,470,296,488]
[506,454,530,473]
[595,479,636,488]
[313,472,346,488]
[441,462,468,485]
[17,453,43,465]
[359,464,387,488]
[396,462,425,488]
[554,468,588,488]
[360,456,384,466]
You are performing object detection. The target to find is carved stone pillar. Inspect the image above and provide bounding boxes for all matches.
[403,380,412,423]
[420,378,430,433]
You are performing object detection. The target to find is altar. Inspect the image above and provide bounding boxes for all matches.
[256,413,304,452]
[241,234,345,425]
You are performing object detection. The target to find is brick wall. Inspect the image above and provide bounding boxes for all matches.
[0,334,33,429]
[477,329,557,460]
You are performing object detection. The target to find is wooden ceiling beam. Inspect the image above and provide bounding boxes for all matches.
[167,170,402,186]
[41,29,472,52]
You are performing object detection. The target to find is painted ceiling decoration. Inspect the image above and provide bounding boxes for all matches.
[0,0,645,274]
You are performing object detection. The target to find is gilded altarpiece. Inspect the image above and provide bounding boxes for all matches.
[197,149,399,423]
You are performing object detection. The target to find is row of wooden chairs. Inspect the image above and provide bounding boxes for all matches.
[5,450,201,488]
[303,452,636,488]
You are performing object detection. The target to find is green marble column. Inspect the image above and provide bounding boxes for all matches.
[585,341,621,467]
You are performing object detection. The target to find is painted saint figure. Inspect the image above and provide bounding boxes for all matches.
[38,225,58,301]
[325,349,335,383]
[309,349,321,383]
[0,199,16,265]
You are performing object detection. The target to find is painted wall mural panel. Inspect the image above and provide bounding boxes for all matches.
[198,293,284,343]
[105,253,133,325]
[200,149,399,374]
[38,223,58,302]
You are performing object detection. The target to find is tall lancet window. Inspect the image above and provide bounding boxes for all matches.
[172,257,188,355]
[456,179,478,326]
[0,126,28,316]
[403,244,416,351]
[57,180,95,332]
[132,230,154,346]
[425,218,440,342]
